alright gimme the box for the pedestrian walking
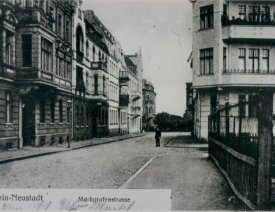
[155,126,161,147]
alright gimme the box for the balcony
[119,94,130,107]
[76,80,85,93]
[91,61,107,72]
[119,71,129,86]
[131,106,142,117]
[17,8,54,32]
[222,15,275,42]
[131,91,142,101]
[0,63,16,80]
[222,69,275,86]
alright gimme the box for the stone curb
[0,133,147,165]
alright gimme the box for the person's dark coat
[155,128,161,139]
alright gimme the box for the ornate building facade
[0,0,76,149]
[0,0,144,149]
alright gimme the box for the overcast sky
[83,0,193,116]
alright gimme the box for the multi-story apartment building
[142,79,156,131]
[0,0,143,149]
[72,4,109,140]
[0,0,76,149]
[72,1,142,139]
[125,52,143,134]
[190,0,275,140]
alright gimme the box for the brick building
[190,0,275,140]
[142,79,156,131]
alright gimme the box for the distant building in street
[125,52,143,134]
[142,79,156,131]
[190,0,275,140]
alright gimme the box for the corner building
[191,0,275,140]
[0,0,75,149]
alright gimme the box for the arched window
[76,26,84,53]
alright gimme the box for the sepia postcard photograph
[0,0,274,211]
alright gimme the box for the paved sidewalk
[0,133,146,164]
[165,134,208,149]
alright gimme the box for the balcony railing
[91,61,107,72]
[119,71,129,84]
[223,69,275,74]
[222,14,275,27]
[131,91,142,101]
[119,94,130,107]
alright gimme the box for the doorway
[22,95,35,146]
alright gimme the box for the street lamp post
[66,99,72,148]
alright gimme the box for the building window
[238,48,246,71]
[86,72,89,87]
[22,34,32,67]
[57,13,63,37]
[223,47,227,71]
[262,6,271,22]
[50,99,55,123]
[5,32,14,66]
[65,19,71,42]
[210,95,217,115]
[103,76,106,96]
[78,8,82,19]
[248,49,259,72]
[200,48,213,75]
[59,100,63,123]
[223,4,227,16]
[200,5,214,30]
[67,62,71,80]
[86,41,89,58]
[5,92,13,123]
[239,5,246,20]
[239,95,246,117]
[248,95,259,118]
[76,27,84,53]
[262,49,270,72]
[94,74,98,95]
[48,5,55,19]
[39,99,45,123]
[41,38,53,72]
[249,6,260,23]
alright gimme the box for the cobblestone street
[0,133,242,210]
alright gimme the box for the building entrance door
[22,96,35,146]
